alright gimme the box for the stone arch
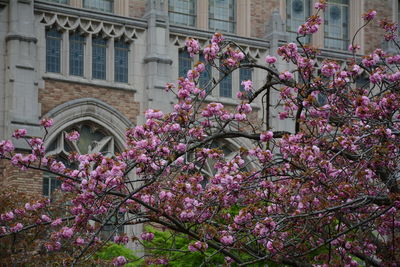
[42,97,133,149]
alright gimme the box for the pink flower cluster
[185,38,200,57]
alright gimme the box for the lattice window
[169,0,196,27]
[92,37,107,80]
[219,60,232,98]
[209,0,236,33]
[114,41,129,83]
[239,58,253,92]
[199,54,213,92]
[83,0,114,13]
[286,0,311,43]
[46,29,62,73]
[45,122,122,236]
[324,0,349,50]
[44,0,69,4]
[179,50,192,78]
[69,33,85,77]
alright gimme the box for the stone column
[4,0,42,148]
[142,0,174,113]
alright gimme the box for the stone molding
[37,11,141,42]
[43,98,133,149]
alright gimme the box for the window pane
[46,29,62,73]
[179,50,192,78]
[199,54,212,92]
[83,0,114,12]
[92,37,107,80]
[69,33,85,76]
[209,0,236,33]
[286,0,311,43]
[44,0,69,4]
[324,0,349,50]
[169,0,196,27]
[219,61,232,98]
[114,41,129,83]
[239,64,252,92]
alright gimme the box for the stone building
[0,0,398,246]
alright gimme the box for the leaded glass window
[209,0,236,33]
[219,61,232,98]
[179,50,192,78]
[114,41,129,83]
[92,37,107,80]
[324,0,349,50]
[286,0,311,43]
[199,54,212,92]
[83,0,114,13]
[46,29,62,73]
[239,59,253,92]
[69,33,85,77]
[45,122,122,235]
[169,0,196,27]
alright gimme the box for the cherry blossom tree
[1,2,400,266]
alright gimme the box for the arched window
[44,122,120,197]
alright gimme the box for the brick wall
[0,160,43,195]
[39,80,140,123]
[129,0,147,18]
[364,0,393,54]
[250,0,280,38]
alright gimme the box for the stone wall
[129,0,147,19]
[250,0,280,38]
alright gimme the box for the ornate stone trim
[37,11,141,42]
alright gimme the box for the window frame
[208,0,236,33]
[114,40,130,83]
[69,32,85,77]
[286,0,312,44]
[83,0,114,13]
[46,29,63,74]
[323,0,350,50]
[92,37,108,80]
[168,0,197,27]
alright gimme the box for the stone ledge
[42,74,137,93]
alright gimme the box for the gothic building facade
[0,0,398,246]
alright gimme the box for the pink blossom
[211,32,224,44]
[188,241,208,252]
[60,227,74,239]
[0,140,14,155]
[279,71,293,81]
[40,118,53,128]
[265,55,277,64]
[141,232,155,241]
[241,80,253,92]
[41,215,51,223]
[1,211,14,221]
[145,109,164,120]
[220,235,234,246]
[363,10,377,21]
[65,131,80,141]
[185,38,200,57]
[10,223,23,233]
[76,237,85,246]
[12,129,27,139]
[112,256,127,267]
[51,218,63,226]
[314,1,327,10]
[260,131,274,142]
